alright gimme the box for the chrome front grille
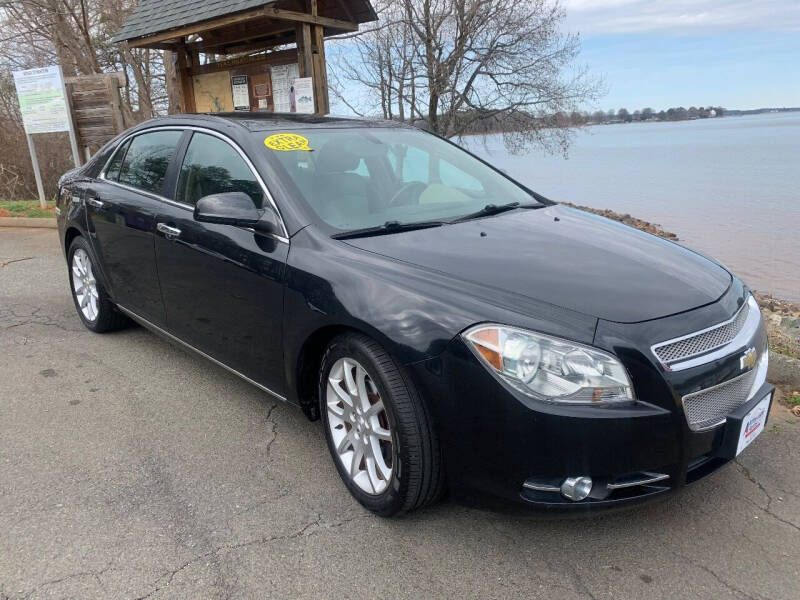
[653,300,750,365]
[681,351,768,431]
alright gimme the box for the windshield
[258,127,541,232]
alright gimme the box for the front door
[85,129,184,324]
[154,131,289,395]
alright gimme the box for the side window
[176,133,265,208]
[118,130,182,195]
[104,139,130,181]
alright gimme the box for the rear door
[85,129,183,325]
[154,130,289,394]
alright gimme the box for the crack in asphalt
[218,403,288,530]
[0,305,81,333]
[15,565,114,600]
[668,549,759,600]
[132,512,370,599]
[486,519,598,599]
[0,257,34,268]
[263,402,280,459]
[735,460,800,532]
[560,561,598,600]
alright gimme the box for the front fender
[282,226,597,406]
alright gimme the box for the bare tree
[330,0,603,154]
[0,0,170,198]
[0,0,167,121]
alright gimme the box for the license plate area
[715,389,773,460]
[737,394,771,455]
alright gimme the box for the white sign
[12,66,72,134]
[231,75,250,111]
[293,77,315,114]
[736,393,771,456]
[271,63,299,113]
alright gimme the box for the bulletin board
[192,71,234,113]
[188,51,305,114]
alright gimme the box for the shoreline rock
[752,291,800,361]
[560,202,679,240]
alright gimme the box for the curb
[0,217,57,229]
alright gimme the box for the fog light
[561,476,592,501]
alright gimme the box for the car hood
[342,205,732,323]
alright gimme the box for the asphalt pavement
[1,227,798,600]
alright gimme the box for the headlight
[463,325,634,405]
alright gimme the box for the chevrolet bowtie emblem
[740,347,758,371]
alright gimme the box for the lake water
[465,112,800,301]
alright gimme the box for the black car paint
[84,175,166,323]
[343,206,732,323]
[57,113,771,512]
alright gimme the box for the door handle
[157,222,182,239]
[86,197,104,209]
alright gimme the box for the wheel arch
[64,226,83,254]
[64,226,113,299]
[294,324,368,421]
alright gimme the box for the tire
[67,236,127,333]
[319,332,443,516]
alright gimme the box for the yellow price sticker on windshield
[264,133,313,152]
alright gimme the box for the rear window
[118,130,183,195]
[104,139,130,181]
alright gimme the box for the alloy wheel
[71,248,99,322]
[326,357,395,494]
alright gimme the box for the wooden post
[311,25,329,114]
[61,80,83,167]
[176,45,196,113]
[104,74,125,134]
[296,23,313,78]
[163,49,183,114]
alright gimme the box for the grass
[786,393,800,408]
[0,199,56,218]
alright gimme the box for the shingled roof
[112,0,376,44]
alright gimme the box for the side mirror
[194,192,261,227]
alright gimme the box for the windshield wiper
[450,201,540,223]
[332,220,447,240]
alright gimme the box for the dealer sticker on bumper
[736,394,772,456]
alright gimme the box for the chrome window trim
[97,124,290,242]
[116,304,287,403]
[650,295,761,371]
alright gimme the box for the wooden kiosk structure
[112,0,376,115]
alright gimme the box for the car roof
[135,112,412,133]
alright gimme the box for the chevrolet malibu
[57,113,772,516]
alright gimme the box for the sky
[563,0,800,111]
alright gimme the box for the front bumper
[407,297,771,513]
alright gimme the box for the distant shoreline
[460,107,800,136]
[585,107,800,126]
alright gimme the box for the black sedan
[57,113,772,516]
